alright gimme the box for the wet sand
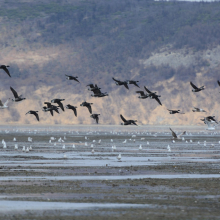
[0,125,220,219]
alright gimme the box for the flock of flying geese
[0,65,219,129]
[111,78,219,129]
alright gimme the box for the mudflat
[0,125,219,219]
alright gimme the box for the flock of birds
[0,66,108,124]
[112,78,219,129]
[0,65,219,128]
[1,127,220,162]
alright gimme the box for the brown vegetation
[0,0,220,125]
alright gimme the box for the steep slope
[0,0,220,125]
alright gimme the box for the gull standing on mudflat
[117,153,122,161]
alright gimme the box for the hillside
[0,0,220,125]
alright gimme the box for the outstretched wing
[178,131,186,138]
[112,77,120,83]
[2,67,11,77]
[65,75,75,80]
[96,116,99,124]
[44,102,52,107]
[50,110,54,116]
[10,87,19,98]
[93,89,101,94]
[87,105,92,114]
[218,80,220,86]
[144,86,152,94]
[155,97,162,106]
[87,84,94,88]
[169,128,177,138]
[136,91,145,96]
[74,78,80,83]
[190,82,198,89]
[4,99,9,107]
[132,121,138,126]
[133,82,140,88]
[124,83,129,90]
[73,108,77,117]
[53,108,59,114]
[207,116,218,123]
[0,100,3,106]
[58,102,64,111]
[33,112,39,121]
[120,114,127,123]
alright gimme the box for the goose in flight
[87,84,101,92]
[51,99,65,111]
[201,116,218,124]
[112,77,129,90]
[190,82,204,92]
[65,75,80,83]
[217,80,220,93]
[26,111,39,121]
[87,84,108,97]
[127,80,140,88]
[120,114,138,126]
[201,116,218,130]
[169,128,186,139]
[144,86,162,105]
[0,99,9,109]
[192,107,206,112]
[80,101,93,114]
[167,109,185,114]
[0,65,11,77]
[10,87,26,102]
[43,102,59,116]
[136,90,149,99]
[66,104,77,117]
[90,114,100,124]
[91,89,108,98]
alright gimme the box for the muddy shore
[0,126,219,219]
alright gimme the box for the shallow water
[1,125,220,219]
[1,174,220,181]
[0,200,151,212]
